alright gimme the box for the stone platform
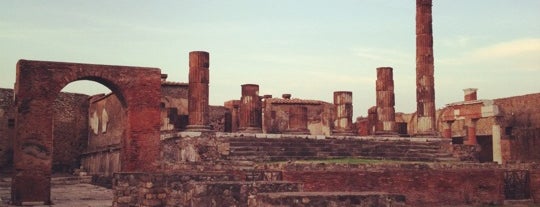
[0,176,112,207]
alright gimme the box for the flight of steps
[226,137,458,163]
[114,170,407,207]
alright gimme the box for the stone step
[51,175,92,185]
[251,191,406,207]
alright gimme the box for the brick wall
[52,92,89,173]
[281,166,505,206]
[1,88,89,173]
[0,88,15,171]
[495,93,540,162]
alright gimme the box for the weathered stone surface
[375,67,397,135]
[187,51,211,131]
[415,0,437,136]
[285,106,310,134]
[239,84,262,133]
[333,91,355,135]
[252,192,406,207]
[12,60,161,204]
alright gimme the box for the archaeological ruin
[1,0,540,206]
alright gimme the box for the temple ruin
[1,0,540,206]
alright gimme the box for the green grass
[275,157,399,165]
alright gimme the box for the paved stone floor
[0,177,113,207]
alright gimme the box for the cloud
[470,38,540,59]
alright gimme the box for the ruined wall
[81,93,123,176]
[495,93,540,162]
[0,88,15,171]
[209,106,228,132]
[161,83,189,131]
[281,165,505,206]
[1,88,89,173]
[52,92,89,173]
[263,99,333,135]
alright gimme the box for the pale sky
[1,0,539,118]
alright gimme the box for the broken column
[186,51,211,131]
[224,100,240,132]
[464,88,478,101]
[239,84,262,133]
[333,91,355,135]
[415,0,437,136]
[286,106,310,134]
[375,67,397,135]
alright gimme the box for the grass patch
[275,157,400,165]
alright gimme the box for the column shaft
[186,51,211,131]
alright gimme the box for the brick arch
[11,60,162,205]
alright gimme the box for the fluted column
[239,84,262,133]
[375,67,397,135]
[415,0,437,136]
[333,91,355,135]
[186,51,211,131]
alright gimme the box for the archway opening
[53,80,123,180]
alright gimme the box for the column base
[332,130,356,136]
[374,131,399,137]
[238,127,262,134]
[185,125,213,132]
[414,130,440,137]
[285,128,310,135]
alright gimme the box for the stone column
[465,118,478,145]
[375,67,397,135]
[224,100,240,132]
[286,106,310,134]
[367,106,378,135]
[239,84,262,133]
[186,51,211,131]
[333,91,355,135]
[492,124,502,164]
[415,0,437,136]
[464,88,478,101]
[443,121,454,138]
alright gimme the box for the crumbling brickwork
[415,0,437,136]
[0,88,15,171]
[12,60,161,204]
[52,92,89,173]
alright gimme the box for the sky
[1,0,539,118]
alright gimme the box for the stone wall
[263,99,334,135]
[0,88,15,171]
[52,92,89,173]
[495,93,540,162]
[81,93,123,176]
[209,106,228,132]
[278,163,506,206]
[161,83,189,131]
[1,88,89,173]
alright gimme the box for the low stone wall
[252,192,406,207]
[112,172,301,207]
[274,163,510,206]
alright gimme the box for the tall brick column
[333,91,355,136]
[239,84,262,133]
[286,106,310,134]
[415,0,437,136]
[186,51,211,131]
[375,67,397,135]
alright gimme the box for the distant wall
[81,93,123,176]
[495,93,540,162]
[0,88,15,171]
[263,100,334,135]
[281,165,505,206]
[52,92,89,173]
[1,88,89,173]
